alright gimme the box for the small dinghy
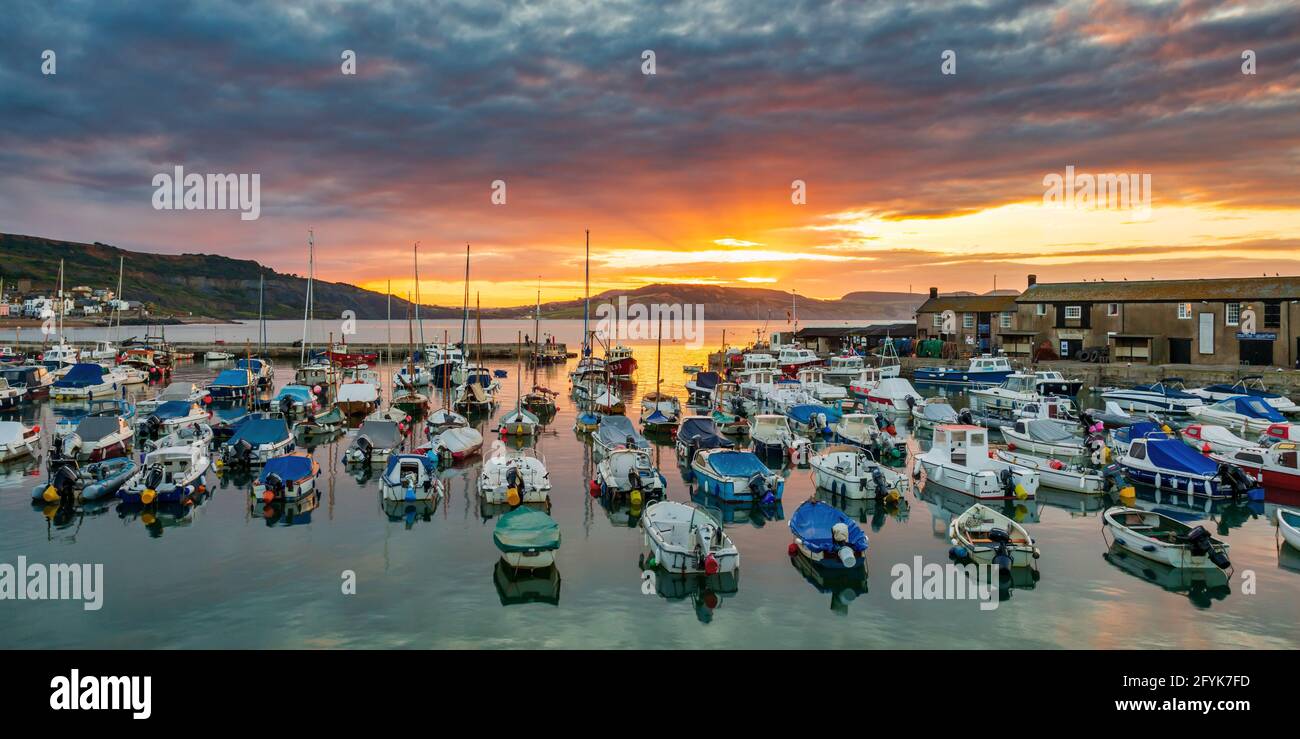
[994,448,1119,494]
[691,448,784,504]
[0,421,40,462]
[595,447,667,500]
[498,405,540,436]
[479,444,552,504]
[809,444,905,500]
[1002,418,1088,458]
[429,425,484,464]
[594,414,650,456]
[675,416,733,462]
[1278,508,1300,552]
[787,403,842,438]
[949,503,1040,573]
[272,385,319,417]
[493,507,561,570]
[641,500,739,575]
[343,419,405,466]
[788,499,869,568]
[908,397,963,432]
[220,416,294,468]
[118,443,210,506]
[252,453,320,503]
[1103,507,1231,570]
[380,454,443,502]
[32,456,139,503]
[1180,424,1255,454]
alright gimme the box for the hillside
[0,233,925,321]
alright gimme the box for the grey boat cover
[596,415,649,450]
[75,416,125,443]
[356,420,402,449]
[1024,418,1077,443]
[921,403,959,422]
[158,382,201,401]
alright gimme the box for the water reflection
[119,486,215,538]
[253,489,320,527]
[641,567,739,624]
[1103,545,1231,608]
[493,561,561,607]
[789,552,869,615]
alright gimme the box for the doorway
[1169,338,1192,364]
[1239,339,1273,367]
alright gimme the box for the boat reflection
[789,551,868,615]
[1127,486,1263,536]
[689,488,784,528]
[813,487,910,531]
[119,487,215,538]
[382,497,438,528]
[919,482,1040,537]
[493,560,561,606]
[1103,544,1231,608]
[253,489,320,527]
[640,565,739,624]
[1035,488,1109,517]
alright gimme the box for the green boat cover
[493,508,561,553]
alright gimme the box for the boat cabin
[827,355,864,372]
[970,355,1013,373]
[930,425,989,466]
[743,353,777,371]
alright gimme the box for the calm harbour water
[1,327,1298,649]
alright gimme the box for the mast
[386,281,392,402]
[112,256,124,344]
[300,229,314,366]
[413,242,425,351]
[515,330,523,417]
[257,273,265,356]
[582,229,590,357]
[534,277,541,361]
[655,313,663,397]
[460,244,470,348]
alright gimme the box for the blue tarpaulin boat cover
[789,500,869,555]
[212,369,251,387]
[691,372,720,391]
[383,454,436,479]
[236,359,267,373]
[229,418,290,446]
[275,385,314,402]
[259,454,316,482]
[493,508,561,553]
[703,450,769,478]
[1118,421,1166,444]
[596,415,648,450]
[678,418,733,450]
[154,401,198,420]
[1146,437,1218,476]
[54,363,106,388]
[787,404,843,426]
[1222,396,1284,422]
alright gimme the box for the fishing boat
[605,344,637,379]
[641,501,738,574]
[380,454,443,502]
[429,425,484,463]
[861,377,923,415]
[343,419,405,465]
[1001,418,1091,459]
[1186,375,1298,414]
[272,385,319,417]
[1179,424,1255,454]
[0,378,22,410]
[137,381,209,415]
[326,341,379,367]
[134,400,209,441]
[0,365,52,400]
[776,345,821,378]
[1211,443,1300,492]
[796,366,847,403]
[809,445,906,500]
[913,355,1014,387]
[294,360,339,388]
[204,350,235,361]
[50,363,123,401]
[685,371,722,403]
[1101,378,1204,414]
[595,447,667,499]
[0,346,24,364]
[252,453,320,502]
[479,444,552,504]
[41,341,81,368]
[118,443,210,506]
[334,380,379,420]
[493,507,561,570]
[749,413,810,459]
[949,503,1040,572]
[908,397,964,432]
[832,412,908,460]
[675,417,734,461]
[824,353,865,383]
[967,373,1044,416]
[917,424,1039,500]
[594,414,650,456]
[207,368,256,402]
[0,421,40,462]
[690,448,784,504]
[789,499,868,568]
[1102,507,1231,570]
[1187,395,1286,435]
[1033,370,1084,397]
[1278,508,1300,551]
[219,416,294,467]
[1116,431,1263,500]
[994,448,1118,494]
[786,403,842,438]
[57,413,133,462]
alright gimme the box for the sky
[2,0,1298,307]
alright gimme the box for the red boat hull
[1232,464,1300,493]
[779,360,821,378]
[606,356,637,378]
[328,350,379,367]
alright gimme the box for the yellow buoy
[141,512,157,526]
[214,459,224,469]
[506,487,521,506]
[141,488,157,505]
[1014,483,1028,500]
[630,489,643,507]
[886,490,901,503]
[1102,447,1111,463]
[42,485,60,503]
[1120,485,1136,500]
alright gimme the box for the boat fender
[787,542,799,557]
[1049,459,1065,471]
[588,480,600,498]
[1014,484,1028,500]
[837,546,856,568]
[703,553,719,575]
[948,545,969,561]
[506,487,521,507]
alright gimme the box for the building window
[1264,301,1281,329]
[1107,303,1119,316]
[963,313,974,329]
[1226,302,1240,326]
[1000,312,1012,328]
[1177,302,1191,319]
[1036,303,1046,316]
[932,313,942,328]
[1064,305,1082,320]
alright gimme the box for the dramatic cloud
[2,0,1297,304]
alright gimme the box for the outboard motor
[958,408,974,426]
[51,464,80,505]
[60,433,83,460]
[987,527,1014,575]
[354,436,374,462]
[279,395,295,415]
[627,467,643,493]
[871,465,888,499]
[1217,463,1258,501]
[142,464,165,491]
[505,466,524,493]
[998,468,1016,497]
[1184,525,1232,570]
[905,395,917,410]
[748,473,776,506]
[263,472,286,499]
[225,438,255,467]
[140,415,162,439]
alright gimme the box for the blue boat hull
[912,368,1012,387]
[1120,464,1264,501]
[692,470,784,503]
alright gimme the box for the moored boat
[1117,431,1263,500]
[493,507,561,570]
[220,416,294,468]
[479,444,552,504]
[118,443,210,506]
[809,445,906,500]
[1211,442,1300,493]
[913,355,1014,387]
[50,363,123,401]
[380,454,443,502]
[1186,395,1286,435]
[595,447,667,500]
[1101,378,1204,415]
[252,453,320,502]
[1102,506,1231,570]
[917,424,1039,500]
[675,416,733,461]
[1278,508,1300,551]
[1179,424,1255,454]
[949,503,1040,573]
[641,501,738,574]
[0,421,40,462]
[690,448,783,504]
[788,499,868,568]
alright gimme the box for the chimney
[1027,274,1037,287]
[928,287,938,299]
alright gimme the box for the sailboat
[573,231,603,433]
[641,315,680,434]
[500,332,540,436]
[41,259,80,368]
[454,294,496,414]
[523,280,558,415]
[295,230,342,390]
[391,296,429,417]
